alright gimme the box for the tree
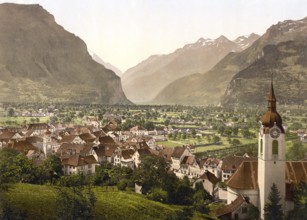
[232,127,239,136]
[287,182,307,220]
[224,127,232,137]
[43,155,63,184]
[212,135,220,143]
[286,141,306,160]
[7,108,14,117]
[264,183,283,220]
[133,156,176,195]
[217,126,225,136]
[55,186,96,220]
[191,129,196,138]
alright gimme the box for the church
[216,81,307,219]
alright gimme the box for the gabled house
[59,135,85,144]
[170,146,193,171]
[114,148,135,169]
[62,154,98,175]
[26,123,50,136]
[193,171,219,198]
[132,148,152,168]
[91,144,117,164]
[177,155,200,178]
[198,157,222,179]
[79,132,96,143]
[0,131,23,148]
[130,126,145,136]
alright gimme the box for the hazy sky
[2,0,307,72]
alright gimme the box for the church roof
[227,161,307,193]
[227,161,258,190]
[286,161,307,184]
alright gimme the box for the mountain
[121,34,259,103]
[222,40,307,106]
[153,17,307,106]
[234,33,260,50]
[88,50,122,77]
[0,3,130,104]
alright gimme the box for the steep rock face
[0,3,130,104]
[153,17,307,106]
[122,35,259,103]
[222,41,307,105]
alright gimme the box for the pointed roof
[260,80,284,132]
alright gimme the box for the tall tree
[264,183,283,220]
[287,182,307,220]
[55,186,96,220]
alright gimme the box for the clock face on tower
[270,127,281,139]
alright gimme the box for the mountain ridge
[122,34,259,103]
[152,17,307,106]
[0,3,131,104]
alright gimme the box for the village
[0,93,307,219]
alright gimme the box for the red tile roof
[171,146,187,159]
[221,156,256,171]
[199,171,219,185]
[226,161,258,190]
[215,194,246,217]
[62,154,98,166]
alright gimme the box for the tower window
[260,139,263,154]
[272,140,278,155]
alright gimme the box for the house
[130,126,145,136]
[215,194,248,220]
[193,171,219,198]
[199,157,221,179]
[0,131,23,148]
[176,155,200,178]
[57,143,94,157]
[62,154,98,175]
[79,132,96,143]
[59,135,85,144]
[158,147,175,161]
[27,123,50,136]
[114,148,135,169]
[170,146,193,171]
[91,144,117,164]
[132,148,152,168]
[99,136,116,145]
[10,140,42,157]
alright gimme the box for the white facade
[258,125,286,219]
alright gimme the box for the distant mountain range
[88,50,122,77]
[121,34,259,103]
[0,3,130,104]
[152,17,307,106]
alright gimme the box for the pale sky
[2,0,307,72]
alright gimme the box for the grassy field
[4,184,216,220]
[0,116,50,127]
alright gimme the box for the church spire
[267,79,276,112]
[261,77,284,132]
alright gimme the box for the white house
[62,154,98,175]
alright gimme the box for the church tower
[258,80,285,219]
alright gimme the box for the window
[88,164,92,169]
[260,139,263,154]
[272,140,278,155]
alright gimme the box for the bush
[117,179,128,191]
[147,187,168,203]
